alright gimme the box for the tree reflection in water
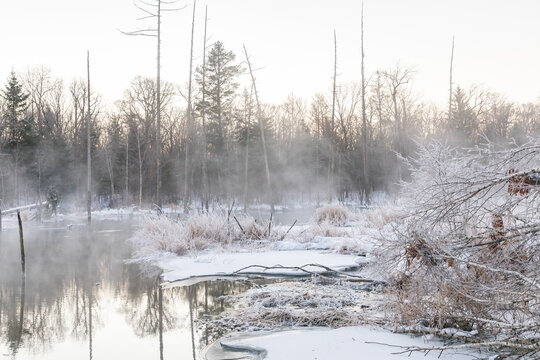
[0,221,273,359]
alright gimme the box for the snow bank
[206,326,486,360]
[158,250,365,283]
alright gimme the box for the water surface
[0,219,253,359]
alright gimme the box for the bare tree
[121,0,184,208]
[183,0,197,213]
[200,6,210,212]
[243,45,274,213]
[328,30,338,202]
[86,51,92,222]
[360,2,369,199]
[448,36,455,126]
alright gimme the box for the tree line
[1,41,539,210]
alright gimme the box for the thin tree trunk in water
[87,51,92,223]
[184,0,196,213]
[158,285,163,360]
[243,45,274,213]
[360,2,369,202]
[328,30,337,203]
[17,211,25,275]
[201,6,209,212]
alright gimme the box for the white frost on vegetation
[205,280,384,331]
[315,203,350,226]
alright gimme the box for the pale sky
[1,0,539,107]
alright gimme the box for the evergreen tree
[2,71,35,148]
[195,41,242,153]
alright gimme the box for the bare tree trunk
[125,133,129,206]
[243,85,253,212]
[156,0,162,208]
[137,127,143,208]
[243,45,274,213]
[449,36,455,125]
[328,30,337,203]
[183,0,196,213]
[105,146,115,207]
[360,2,369,202]
[316,104,320,206]
[201,6,209,212]
[87,51,92,223]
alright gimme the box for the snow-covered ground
[158,250,366,283]
[204,326,489,360]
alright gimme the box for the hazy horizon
[1,0,539,107]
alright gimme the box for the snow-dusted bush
[184,213,232,244]
[129,213,284,259]
[315,203,349,226]
[376,140,540,354]
[129,215,189,259]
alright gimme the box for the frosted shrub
[130,212,284,259]
[315,203,349,226]
[185,214,232,244]
[129,215,187,258]
[376,140,540,354]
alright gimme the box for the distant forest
[1,40,539,210]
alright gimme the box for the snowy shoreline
[203,326,490,360]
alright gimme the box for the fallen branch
[232,263,376,282]
[365,340,540,355]
[233,216,246,236]
[280,219,297,240]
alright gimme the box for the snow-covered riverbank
[204,326,490,360]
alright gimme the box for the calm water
[0,219,254,360]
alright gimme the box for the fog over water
[0,219,260,359]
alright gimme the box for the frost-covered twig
[233,263,376,282]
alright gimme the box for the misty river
[0,218,264,360]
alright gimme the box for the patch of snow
[207,326,487,360]
[158,250,364,283]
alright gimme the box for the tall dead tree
[328,30,337,202]
[121,0,183,208]
[360,2,369,201]
[448,36,455,125]
[243,85,254,211]
[183,0,196,213]
[243,45,274,213]
[200,6,209,212]
[86,51,92,223]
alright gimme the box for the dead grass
[129,213,285,258]
[315,203,350,226]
